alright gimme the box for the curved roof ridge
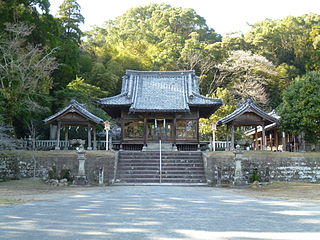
[44,99,104,124]
[191,92,222,102]
[218,99,278,125]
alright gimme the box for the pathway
[0,186,320,239]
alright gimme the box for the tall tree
[213,50,276,105]
[58,0,84,43]
[52,0,85,91]
[278,71,320,144]
[0,22,57,134]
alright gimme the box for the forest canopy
[0,1,319,142]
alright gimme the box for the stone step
[118,163,204,167]
[119,152,202,156]
[119,178,206,183]
[117,150,205,184]
[120,170,204,175]
[119,160,203,164]
[119,166,204,171]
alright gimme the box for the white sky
[49,0,320,35]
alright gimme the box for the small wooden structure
[98,70,222,150]
[218,99,278,151]
[44,99,104,150]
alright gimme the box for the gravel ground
[0,185,320,240]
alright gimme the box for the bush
[249,168,260,183]
[59,169,73,182]
[48,165,58,179]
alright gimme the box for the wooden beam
[262,122,266,151]
[275,129,278,151]
[282,131,286,151]
[93,125,97,150]
[255,126,258,150]
[231,124,235,151]
[87,123,92,150]
[64,126,69,150]
[143,115,147,147]
[173,115,177,147]
[226,125,229,151]
[55,121,61,150]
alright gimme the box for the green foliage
[244,14,320,73]
[200,88,237,140]
[214,50,276,105]
[59,169,73,182]
[58,0,84,43]
[0,22,57,135]
[82,3,221,94]
[278,71,320,143]
[54,76,109,121]
[48,165,58,179]
[249,168,261,183]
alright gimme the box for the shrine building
[98,70,222,151]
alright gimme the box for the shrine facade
[98,70,222,150]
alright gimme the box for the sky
[49,0,320,35]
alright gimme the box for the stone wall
[0,151,116,184]
[203,152,320,185]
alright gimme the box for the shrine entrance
[148,119,173,141]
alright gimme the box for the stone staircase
[115,151,207,185]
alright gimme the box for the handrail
[159,139,162,184]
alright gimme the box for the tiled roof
[44,99,104,124]
[98,70,221,115]
[218,99,278,125]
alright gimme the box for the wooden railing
[20,139,230,151]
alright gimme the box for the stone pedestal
[233,145,247,186]
[74,145,88,185]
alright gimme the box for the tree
[244,14,320,73]
[278,71,320,143]
[54,76,108,120]
[57,0,84,43]
[0,22,57,134]
[214,50,276,106]
[200,88,237,140]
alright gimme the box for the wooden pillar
[301,131,306,152]
[226,125,229,151]
[87,124,92,150]
[275,129,278,151]
[173,116,177,147]
[197,119,200,150]
[255,126,258,150]
[269,133,273,151]
[143,116,147,147]
[93,125,97,150]
[55,121,61,150]
[262,122,266,151]
[231,124,235,151]
[120,119,124,150]
[212,122,217,152]
[64,126,69,150]
[282,131,286,151]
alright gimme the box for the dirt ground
[0,178,98,205]
[223,181,320,203]
[1,179,320,205]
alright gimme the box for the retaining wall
[203,152,320,185]
[0,151,116,184]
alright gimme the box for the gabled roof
[218,99,278,126]
[98,70,222,118]
[44,99,104,125]
[245,110,280,135]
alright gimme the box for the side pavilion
[44,99,104,150]
[98,70,222,150]
[218,99,278,151]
